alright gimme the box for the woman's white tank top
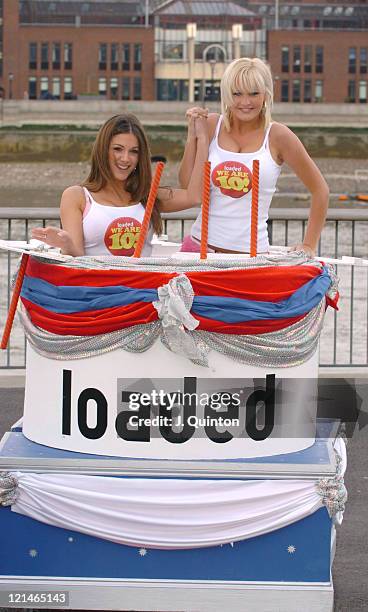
[82,188,153,257]
[191,116,282,252]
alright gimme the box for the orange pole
[1,253,29,350]
[250,159,259,257]
[134,161,165,258]
[200,161,211,260]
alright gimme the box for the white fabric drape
[9,439,346,550]
[12,474,322,549]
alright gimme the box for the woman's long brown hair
[83,114,162,235]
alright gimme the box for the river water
[0,127,367,208]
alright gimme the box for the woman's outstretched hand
[31,226,74,253]
[290,243,316,258]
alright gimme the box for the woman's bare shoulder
[270,121,296,141]
[60,185,85,210]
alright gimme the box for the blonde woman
[179,57,329,256]
[32,113,208,257]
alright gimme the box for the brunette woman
[32,113,208,256]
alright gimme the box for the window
[41,43,49,70]
[314,80,323,102]
[134,43,142,71]
[304,79,312,102]
[304,46,312,73]
[122,76,130,100]
[359,80,367,103]
[98,77,107,96]
[315,47,323,73]
[360,48,367,74]
[281,80,289,102]
[28,76,37,99]
[52,43,61,70]
[293,46,301,73]
[162,43,183,60]
[52,77,60,99]
[111,43,119,70]
[40,76,49,99]
[281,46,289,73]
[203,46,225,63]
[349,48,356,74]
[133,76,141,100]
[99,44,107,70]
[348,80,356,102]
[110,77,118,99]
[156,79,188,101]
[122,44,130,70]
[64,43,72,70]
[292,79,301,102]
[64,76,73,100]
[29,43,37,70]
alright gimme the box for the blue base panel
[1,420,335,466]
[0,507,331,583]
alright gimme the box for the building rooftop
[156,1,256,16]
[19,0,147,25]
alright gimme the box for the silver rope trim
[31,251,324,273]
[316,445,347,519]
[0,472,18,506]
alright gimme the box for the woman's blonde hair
[83,113,162,235]
[221,57,273,131]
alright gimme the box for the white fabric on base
[12,473,327,549]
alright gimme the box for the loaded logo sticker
[104,217,141,256]
[212,161,252,199]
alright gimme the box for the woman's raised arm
[178,107,209,188]
[159,116,209,212]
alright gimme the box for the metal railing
[0,207,367,370]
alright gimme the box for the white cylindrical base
[23,341,319,460]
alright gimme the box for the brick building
[0,0,367,104]
[1,0,155,101]
[245,1,368,103]
[269,29,368,103]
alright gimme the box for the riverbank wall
[1,100,368,129]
